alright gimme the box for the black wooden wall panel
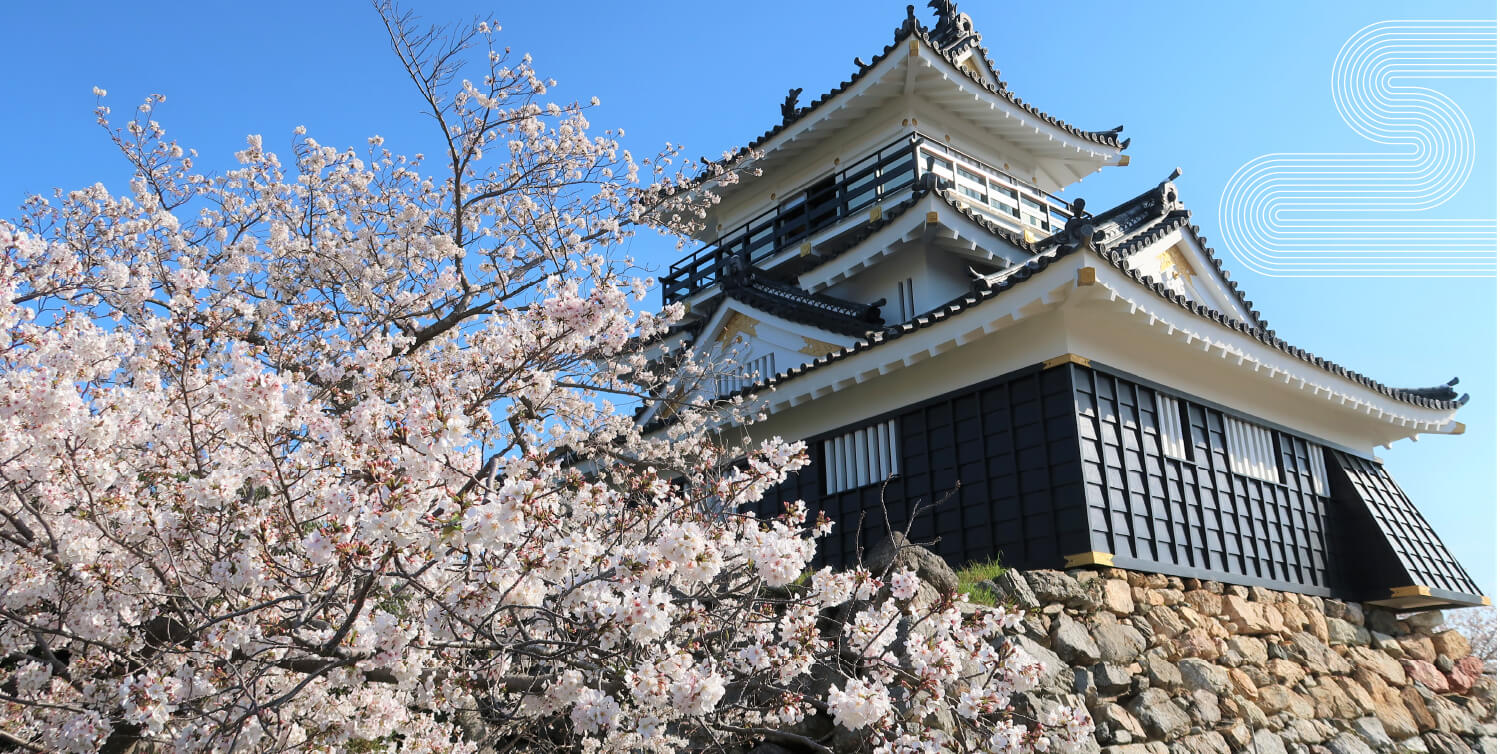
[752,360,1480,605]
[753,365,1087,569]
[1071,365,1334,594]
[1329,452,1481,597]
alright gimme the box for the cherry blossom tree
[0,5,1088,753]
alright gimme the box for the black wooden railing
[661,133,1074,304]
[662,135,919,304]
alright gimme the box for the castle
[639,2,1485,611]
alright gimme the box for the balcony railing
[662,132,1073,304]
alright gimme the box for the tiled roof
[1080,187,1464,410]
[721,270,882,337]
[694,4,1124,190]
[710,187,1466,412]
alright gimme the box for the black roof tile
[690,4,1124,193]
[702,186,1464,412]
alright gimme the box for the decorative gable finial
[895,4,919,42]
[927,0,981,53]
[1059,198,1104,251]
[780,88,803,125]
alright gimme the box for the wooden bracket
[1389,585,1432,598]
[1042,353,1091,370]
[1063,551,1114,568]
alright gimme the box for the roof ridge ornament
[780,88,803,125]
[895,4,921,43]
[1395,377,1465,404]
[928,0,981,55]
[1054,198,1102,252]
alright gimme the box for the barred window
[1224,416,1280,483]
[1155,393,1189,460]
[1308,445,1330,495]
[716,353,775,396]
[824,419,899,494]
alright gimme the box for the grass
[955,554,1007,606]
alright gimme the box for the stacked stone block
[978,569,1496,754]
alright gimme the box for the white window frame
[1224,416,1280,484]
[1307,443,1330,496]
[824,419,900,494]
[1155,393,1189,461]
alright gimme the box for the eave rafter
[1074,275,1463,439]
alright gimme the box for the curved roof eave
[714,191,1463,415]
[680,17,1127,202]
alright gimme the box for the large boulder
[1327,617,1361,646]
[1144,653,1183,690]
[1403,611,1444,631]
[1287,631,1352,673]
[1178,658,1232,696]
[1428,630,1469,660]
[1447,655,1484,694]
[1251,729,1289,754]
[1308,675,1363,719]
[1223,695,1270,730]
[1400,686,1439,732]
[1223,594,1278,634]
[1092,618,1149,663]
[1093,702,1148,742]
[1102,578,1135,615]
[1184,590,1223,618]
[1258,685,1315,717]
[1026,569,1097,610]
[1171,732,1231,754]
[1128,688,1192,740]
[1173,627,1221,661]
[1370,684,1422,740]
[1349,646,1408,686]
[1417,731,1468,754]
[1228,667,1260,700]
[1186,689,1221,725]
[1005,634,1070,693]
[1327,731,1377,754]
[1052,614,1103,665]
[865,532,958,594]
[990,568,1040,609]
[1095,663,1134,695]
[1352,716,1397,753]
[1367,608,1400,636]
[1225,635,1269,665]
[1401,660,1451,693]
[1398,637,1437,663]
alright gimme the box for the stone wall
[982,567,1496,754]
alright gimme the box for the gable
[1120,226,1257,324]
[692,298,855,395]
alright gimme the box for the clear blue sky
[1,1,1493,597]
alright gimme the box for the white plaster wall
[741,311,1071,446]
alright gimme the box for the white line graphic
[1219,20,1497,277]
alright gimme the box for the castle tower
[641,2,1484,610]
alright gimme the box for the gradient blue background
[1,1,1493,597]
